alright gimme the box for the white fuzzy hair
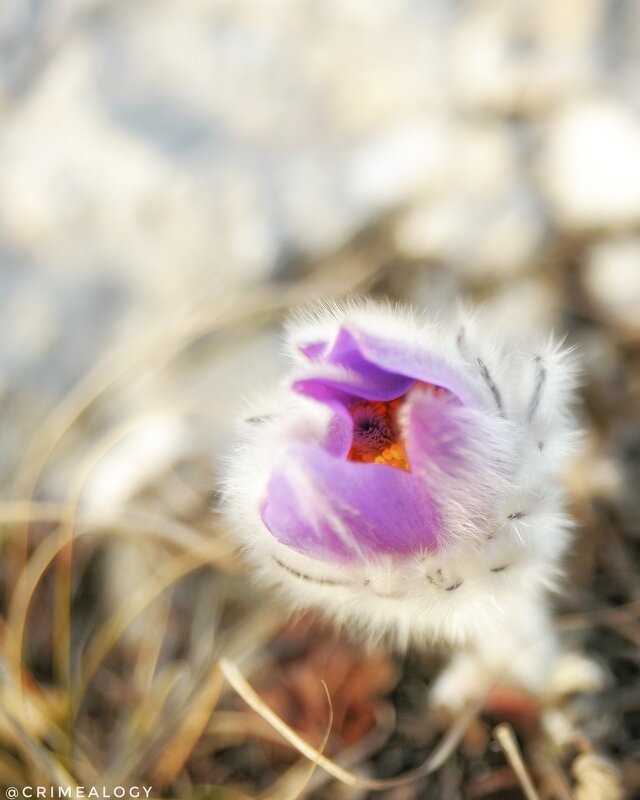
[221,298,581,700]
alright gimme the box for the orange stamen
[347,397,409,471]
[346,382,449,472]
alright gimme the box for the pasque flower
[224,300,580,704]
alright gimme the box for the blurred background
[1,0,639,797]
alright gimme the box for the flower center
[348,397,409,470]
[347,382,450,471]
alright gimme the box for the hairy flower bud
[223,299,580,701]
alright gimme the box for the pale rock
[481,278,560,334]
[539,99,640,230]
[573,754,625,800]
[472,195,546,278]
[449,1,524,113]
[394,200,462,261]
[394,190,544,280]
[548,652,609,698]
[450,0,601,113]
[531,0,603,48]
[583,238,640,331]
[82,413,192,512]
[0,276,58,364]
[393,122,542,277]
[346,119,451,211]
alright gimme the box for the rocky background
[0,1,639,798]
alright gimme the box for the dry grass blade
[6,263,388,721]
[494,723,541,800]
[73,544,221,719]
[3,501,232,686]
[12,288,241,496]
[0,701,75,787]
[101,661,190,784]
[131,591,175,695]
[262,680,334,800]
[13,257,384,500]
[0,748,28,785]
[151,662,226,784]
[5,527,74,681]
[0,501,234,560]
[284,681,334,800]
[7,289,276,623]
[207,710,293,745]
[51,413,184,698]
[557,600,640,630]
[530,743,575,800]
[8,302,218,593]
[219,658,481,791]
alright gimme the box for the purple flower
[259,323,509,562]
[224,301,581,697]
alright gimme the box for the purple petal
[261,443,441,562]
[319,402,354,458]
[300,341,327,360]
[343,327,483,406]
[294,325,481,407]
[294,370,414,405]
[296,327,414,402]
[402,388,510,527]
[403,390,475,479]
